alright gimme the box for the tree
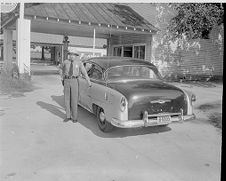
[151,3,224,78]
[152,3,224,63]
[151,4,179,63]
[168,3,224,40]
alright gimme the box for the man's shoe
[72,119,77,123]
[63,118,71,122]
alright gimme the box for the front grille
[128,95,187,120]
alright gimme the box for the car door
[78,74,90,110]
[79,61,104,111]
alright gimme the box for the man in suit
[59,50,91,123]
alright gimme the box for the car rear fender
[90,84,128,122]
[104,87,128,122]
[181,89,194,115]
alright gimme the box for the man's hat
[67,50,80,56]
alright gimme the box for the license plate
[157,115,171,123]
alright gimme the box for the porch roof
[1,3,158,39]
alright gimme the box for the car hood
[107,80,185,108]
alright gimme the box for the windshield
[105,65,161,81]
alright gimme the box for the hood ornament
[150,99,171,104]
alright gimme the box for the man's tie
[69,60,73,76]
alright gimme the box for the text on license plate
[157,116,171,123]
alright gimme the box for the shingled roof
[1,3,158,34]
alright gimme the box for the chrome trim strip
[111,114,195,128]
[147,112,181,118]
[150,99,171,104]
[78,102,93,113]
[180,89,193,115]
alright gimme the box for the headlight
[120,97,126,112]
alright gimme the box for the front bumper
[111,113,195,128]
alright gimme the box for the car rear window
[106,65,160,81]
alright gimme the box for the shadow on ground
[51,95,65,108]
[49,95,171,138]
[197,102,222,111]
[37,101,65,119]
[37,94,65,120]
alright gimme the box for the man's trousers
[64,79,79,120]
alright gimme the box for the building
[0,3,158,77]
[129,3,223,80]
[0,32,107,64]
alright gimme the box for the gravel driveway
[0,72,222,181]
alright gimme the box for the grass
[198,102,222,129]
[208,113,222,129]
[0,71,34,96]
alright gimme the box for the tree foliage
[168,3,224,40]
[151,2,224,76]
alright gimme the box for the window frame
[113,46,123,57]
[104,65,161,82]
[133,44,146,60]
[112,43,146,59]
[83,61,104,81]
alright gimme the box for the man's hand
[88,81,92,88]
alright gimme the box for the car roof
[85,56,157,71]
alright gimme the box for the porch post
[1,47,3,60]
[50,47,55,63]
[54,46,62,65]
[16,18,31,77]
[41,46,45,60]
[107,38,113,56]
[145,35,152,62]
[3,29,13,71]
[16,2,31,77]
[61,45,64,63]
[93,28,96,56]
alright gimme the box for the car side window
[84,62,103,80]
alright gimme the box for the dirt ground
[0,69,222,181]
[170,82,222,130]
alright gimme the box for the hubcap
[99,111,105,123]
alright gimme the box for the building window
[123,46,133,57]
[113,46,122,56]
[113,44,146,59]
[134,45,145,59]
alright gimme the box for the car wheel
[97,107,114,132]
